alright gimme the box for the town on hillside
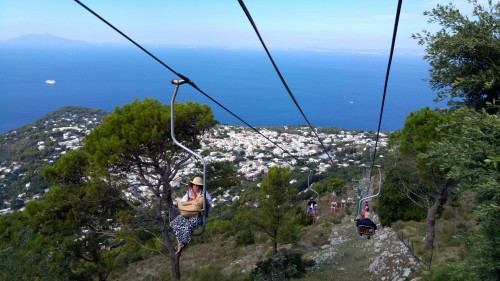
[0,107,389,214]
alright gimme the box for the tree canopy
[0,149,131,281]
[419,108,500,279]
[83,98,217,280]
[413,0,500,112]
[398,107,448,155]
[207,161,239,192]
[238,166,297,255]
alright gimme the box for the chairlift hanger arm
[307,170,320,202]
[170,80,207,218]
[357,165,382,213]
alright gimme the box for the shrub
[429,263,453,281]
[205,220,233,237]
[235,229,255,247]
[441,209,455,220]
[330,217,342,225]
[251,252,308,281]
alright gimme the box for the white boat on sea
[45,80,56,85]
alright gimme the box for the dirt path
[302,214,424,281]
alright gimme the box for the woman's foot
[175,243,184,255]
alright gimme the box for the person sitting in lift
[330,199,337,213]
[341,198,347,209]
[347,196,354,205]
[171,176,212,255]
[355,212,377,230]
[361,207,369,217]
[306,197,317,218]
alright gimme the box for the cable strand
[237,0,336,167]
[74,0,188,80]
[188,81,303,162]
[370,0,403,175]
[74,0,302,164]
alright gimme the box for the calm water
[0,45,442,133]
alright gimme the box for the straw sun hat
[189,177,203,186]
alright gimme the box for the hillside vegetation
[0,106,109,210]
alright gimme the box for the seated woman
[347,196,354,205]
[171,176,212,255]
[341,198,347,209]
[355,213,377,230]
[306,197,318,219]
[330,199,337,213]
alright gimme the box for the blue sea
[0,45,442,134]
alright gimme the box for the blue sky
[0,0,482,51]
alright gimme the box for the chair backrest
[357,225,375,237]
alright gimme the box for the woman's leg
[171,216,191,245]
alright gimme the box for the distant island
[2,33,89,47]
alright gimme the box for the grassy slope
[112,195,433,281]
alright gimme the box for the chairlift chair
[357,225,375,239]
[305,170,320,222]
[170,79,208,237]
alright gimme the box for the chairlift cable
[237,0,336,167]
[73,0,303,164]
[369,0,403,174]
[75,0,402,192]
[355,0,403,239]
[74,0,188,81]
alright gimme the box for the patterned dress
[171,215,203,244]
[171,190,212,244]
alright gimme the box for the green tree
[207,161,239,191]
[239,166,296,254]
[311,182,324,194]
[0,150,130,280]
[420,108,500,280]
[378,157,427,226]
[393,108,453,250]
[0,212,70,280]
[40,150,129,280]
[43,149,90,186]
[83,98,217,280]
[328,178,345,194]
[412,0,500,112]
[399,107,447,155]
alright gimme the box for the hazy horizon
[0,1,483,51]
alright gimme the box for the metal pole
[307,170,310,189]
[307,170,320,201]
